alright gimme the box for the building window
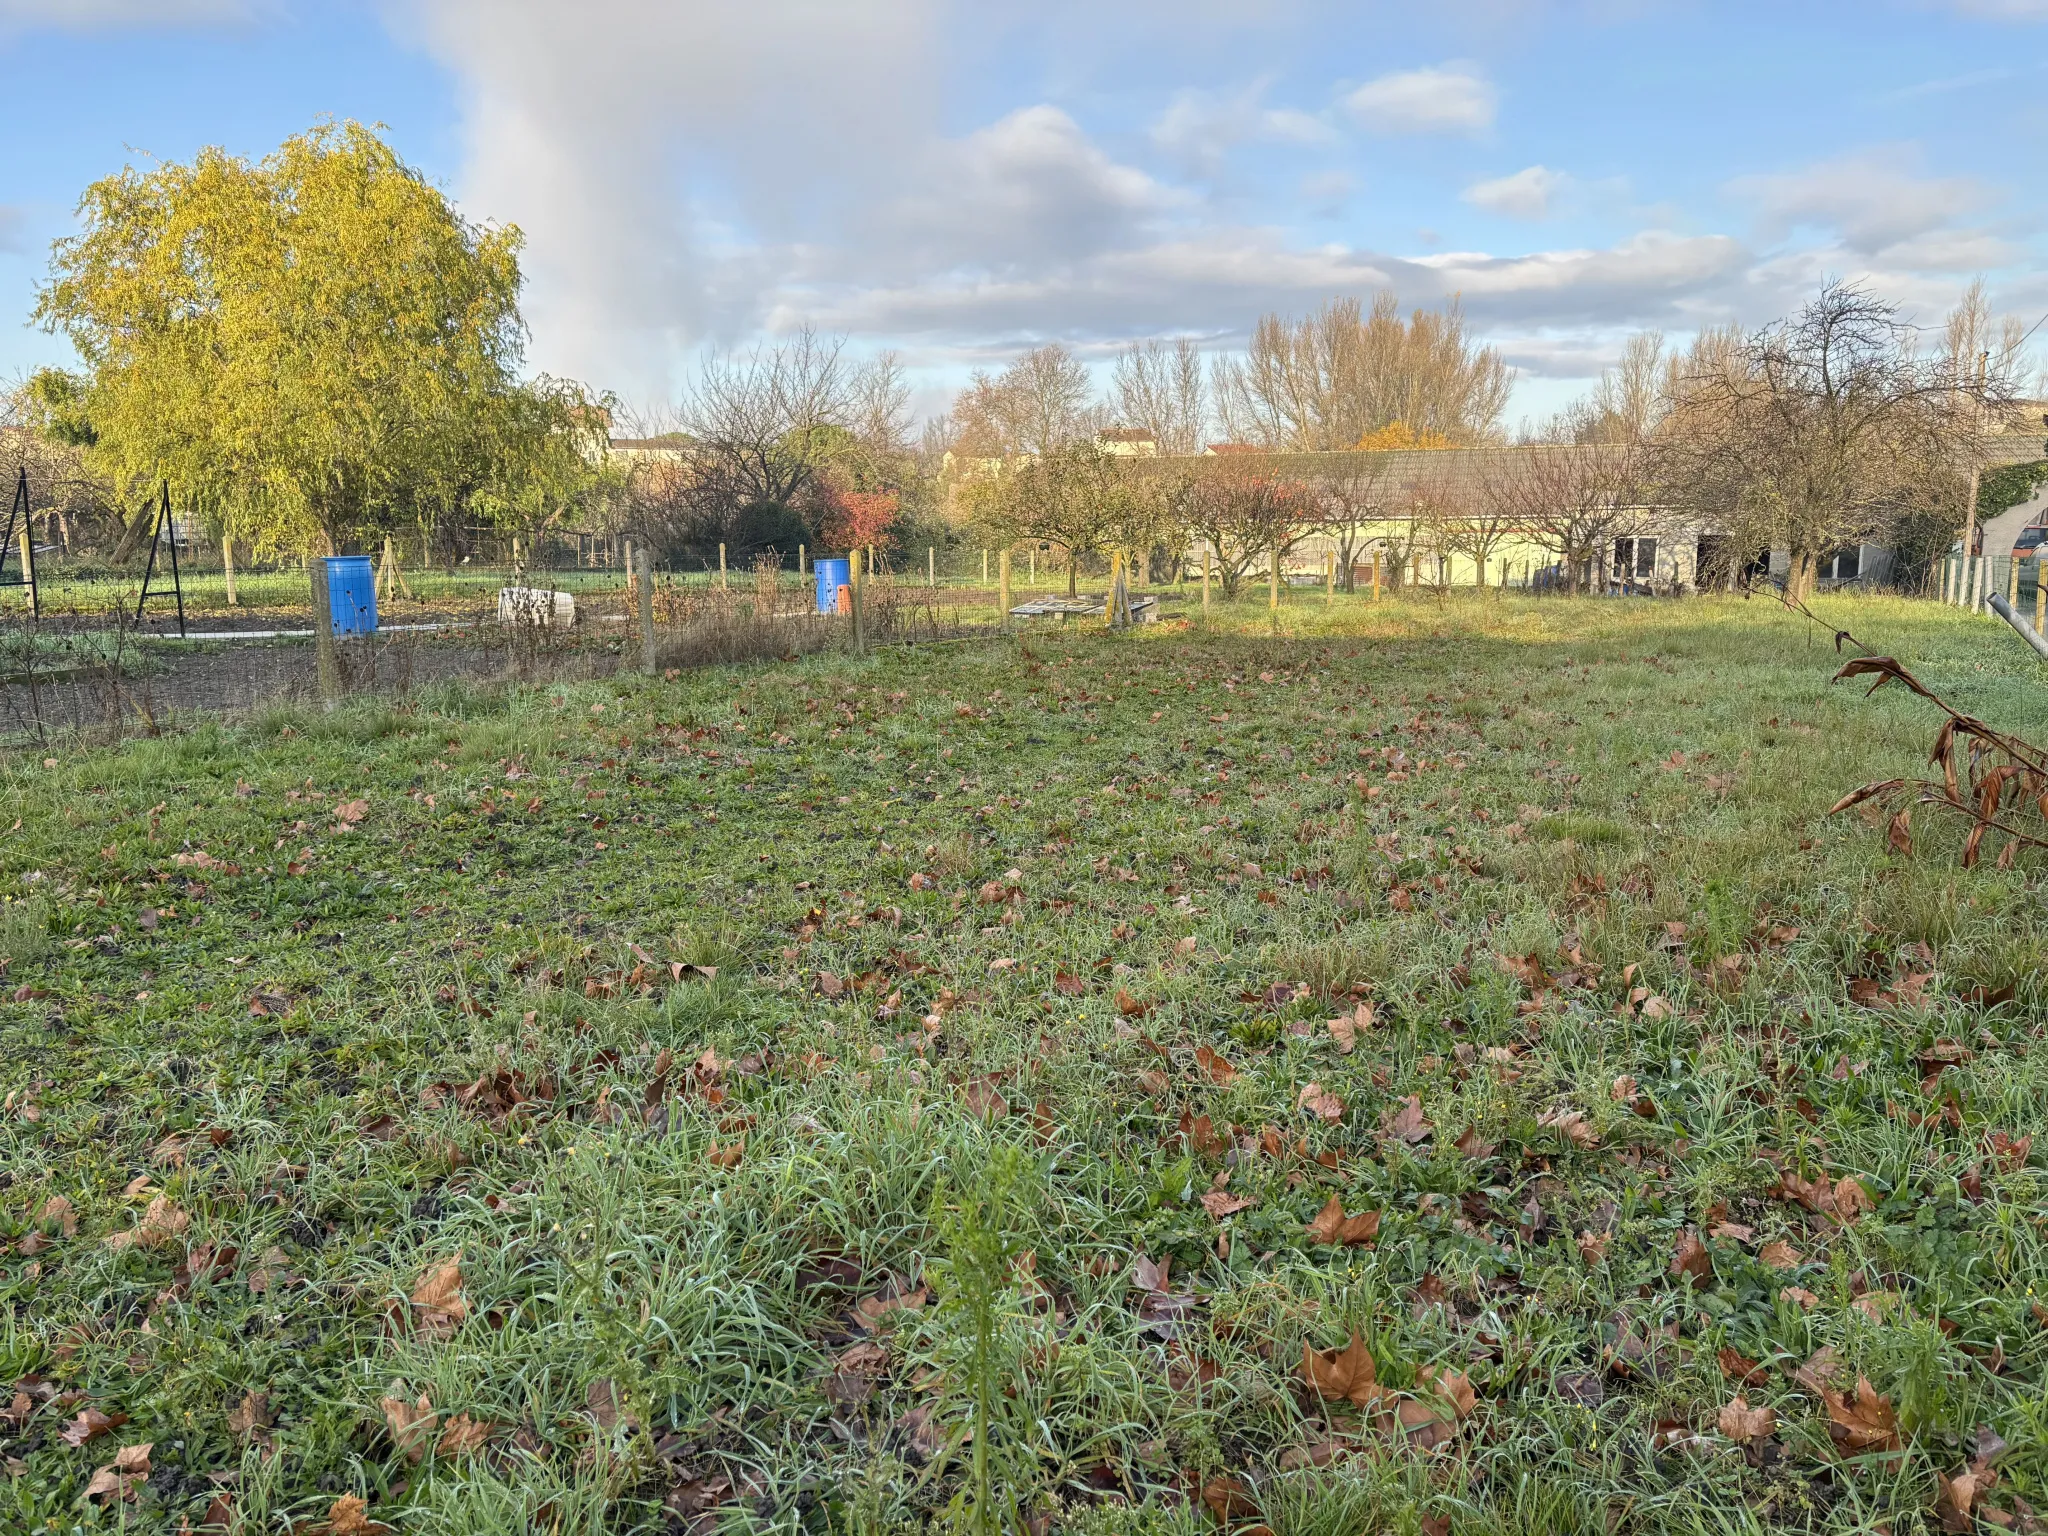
[1818,547,1862,581]
[1613,537,1658,580]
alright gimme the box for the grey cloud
[1343,64,1495,134]
[1462,165,1569,218]
[1728,149,1991,252]
[0,0,258,24]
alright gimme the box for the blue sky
[3,0,2044,429]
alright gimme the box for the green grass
[1,592,2045,1535]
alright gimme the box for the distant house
[1096,428,1158,458]
[608,433,696,465]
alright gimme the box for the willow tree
[32,121,543,556]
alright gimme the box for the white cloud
[386,0,942,394]
[1343,64,1495,135]
[1150,81,1336,175]
[1300,170,1356,206]
[876,106,1186,272]
[0,0,257,24]
[1463,165,1570,218]
[1728,148,1990,252]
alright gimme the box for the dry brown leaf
[1937,1469,1985,1534]
[105,1195,190,1252]
[410,1254,467,1340]
[1381,1095,1431,1143]
[380,1390,438,1462]
[1717,1347,1769,1387]
[226,1390,273,1444]
[1538,1107,1600,1148]
[1671,1230,1711,1283]
[1200,1190,1254,1221]
[1327,1016,1357,1054]
[1717,1397,1777,1442]
[320,1494,394,1536]
[36,1195,77,1237]
[1758,1240,1802,1270]
[1575,1230,1611,1264]
[58,1406,127,1448]
[1832,1176,1873,1224]
[1419,1364,1477,1420]
[853,1283,928,1331]
[1298,1082,1346,1122]
[1305,1193,1382,1247]
[1194,1045,1237,1084]
[436,1413,492,1457]
[1302,1333,1383,1407]
[1824,1376,1902,1456]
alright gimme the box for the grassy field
[2,593,2045,1536]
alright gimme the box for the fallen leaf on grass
[436,1413,492,1457]
[315,1494,393,1536]
[36,1194,76,1236]
[1194,1045,1237,1084]
[853,1282,928,1331]
[1758,1240,1802,1270]
[59,1406,127,1447]
[105,1195,190,1252]
[1937,1469,1988,1534]
[1576,1230,1611,1264]
[380,1390,438,1462]
[82,1442,151,1504]
[1671,1230,1711,1283]
[1297,1082,1345,1122]
[227,1390,273,1447]
[1306,1194,1381,1247]
[707,1138,745,1169]
[1381,1096,1430,1144]
[1200,1473,1259,1522]
[1717,1397,1777,1443]
[961,1077,1008,1119]
[1200,1190,1254,1221]
[1823,1376,1902,1456]
[410,1254,467,1340]
[1418,1365,1477,1420]
[1717,1348,1769,1387]
[1302,1333,1383,1407]
[1538,1107,1600,1148]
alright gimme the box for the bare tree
[950,344,1101,458]
[1489,439,1655,594]
[1177,459,1318,599]
[1211,293,1511,450]
[961,442,1158,596]
[1317,456,1393,591]
[1414,458,1519,587]
[1660,281,2005,600]
[1112,337,1208,456]
[849,350,914,458]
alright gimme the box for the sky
[1,0,2045,431]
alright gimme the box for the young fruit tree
[1175,459,1319,599]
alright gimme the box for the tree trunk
[1067,553,1077,598]
[1786,550,1817,602]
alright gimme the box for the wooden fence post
[639,548,657,672]
[929,545,936,587]
[719,542,728,589]
[1371,550,1381,601]
[223,535,237,607]
[1325,549,1334,608]
[999,548,1012,631]
[310,556,340,708]
[1201,547,1211,615]
[1269,545,1280,620]
[982,549,989,586]
[798,543,806,576]
[2008,555,2021,607]
[852,545,865,656]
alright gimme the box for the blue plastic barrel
[814,557,850,615]
[325,555,377,635]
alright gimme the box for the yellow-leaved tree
[32,121,598,557]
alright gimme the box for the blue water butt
[325,555,378,635]
[814,557,851,615]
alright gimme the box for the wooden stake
[639,547,657,672]
[852,545,865,655]
[2008,553,2021,606]
[1325,548,1334,607]
[223,534,237,607]
[310,557,340,708]
[798,543,806,575]
[719,542,728,589]
[929,545,936,587]
[998,548,1012,631]
[1371,549,1381,601]
[982,549,989,586]
[1201,546,1211,615]
[2035,562,2045,635]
